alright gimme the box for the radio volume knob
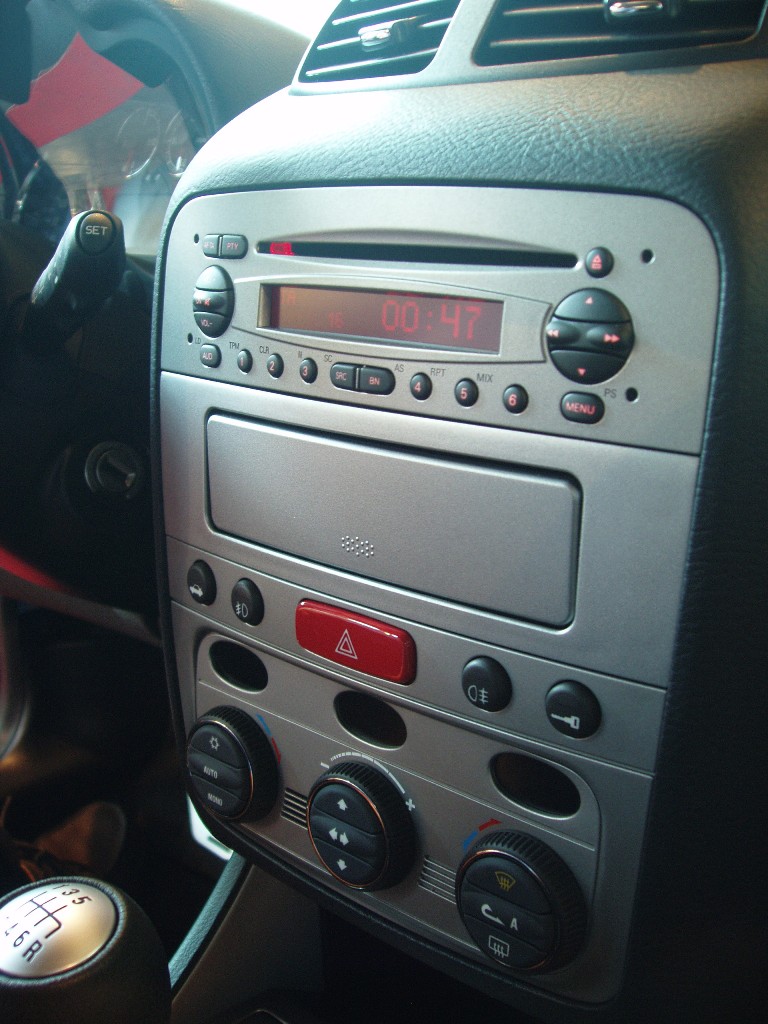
[307,762,415,890]
[193,266,234,337]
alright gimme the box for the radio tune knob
[546,288,634,384]
[186,706,279,820]
[307,762,416,890]
[456,831,586,973]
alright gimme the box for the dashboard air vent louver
[281,788,309,828]
[418,857,458,902]
[298,0,461,82]
[475,0,765,66]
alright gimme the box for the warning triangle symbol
[335,629,358,660]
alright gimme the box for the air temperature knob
[186,706,279,820]
[456,831,586,973]
[307,762,415,890]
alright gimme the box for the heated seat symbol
[335,630,358,660]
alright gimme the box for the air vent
[281,788,309,828]
[418,856,457,902]
[475,0,765,66]
[298,0,461,82]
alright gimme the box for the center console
[158,184,716,1003]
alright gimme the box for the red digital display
[269,285,503,353]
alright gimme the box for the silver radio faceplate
[161,185,718,455]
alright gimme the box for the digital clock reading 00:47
[268,285,504,353]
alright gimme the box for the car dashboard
[1,1,767,1022]
[153,2,768,1021]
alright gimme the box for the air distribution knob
[456,831,587,973]
[186,706,279,820]
[307,761,416,890]
[0,877,170,1023]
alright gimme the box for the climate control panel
[184,686,599,979]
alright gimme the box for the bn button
[295,600,416,684]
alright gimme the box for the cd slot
[257,239,577,268]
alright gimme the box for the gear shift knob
[0,877,171,1023]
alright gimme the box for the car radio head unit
[168,184,716,454]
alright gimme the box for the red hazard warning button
[295,600,416,685]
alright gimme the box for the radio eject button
[296,600,416,685]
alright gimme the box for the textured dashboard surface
[154,55,768,1024]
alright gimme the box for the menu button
[560,392,605,424]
